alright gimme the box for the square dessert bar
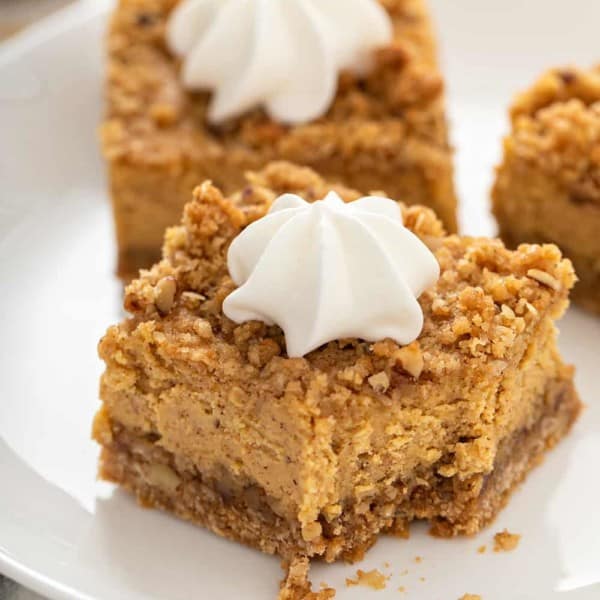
[94,162,580,571]
[101,0,457,280]
[492,66,600,314]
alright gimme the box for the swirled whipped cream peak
[223,192,440,357]
[166,0,393,124]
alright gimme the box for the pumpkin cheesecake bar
[492,66,600,314]
[101,0,457,280]
[94,162,580,573]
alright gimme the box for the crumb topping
[121,161,574,404]
[101,0,451,168]
[510,66,600,120]
[504,67,600,205]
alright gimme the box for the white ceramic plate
[1,1,599,598]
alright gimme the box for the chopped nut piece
[154,276,177,314]
[144,463,181,492]
[501,304,516,319]
[525,301,538,316]
[395,343,424,378]
[301,521,323,542]
[452,315,472,336]
[322,503,342,521]
[193,319,213,338]
[437,464,458,477]
[354,484,376,500]
[368,371,390,392]
[114,350,128,366]
[527,269,561,290]
[337,366,365,387]
[247,339,281,368]
[181,291,205,309]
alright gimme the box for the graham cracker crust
[97,374,580,562]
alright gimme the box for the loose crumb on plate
[414,556,423,563]
[494,529,521,552]
[398,586,407,593]
[278,557,335,600]
[477,545,487,554]
[346,569,389,590]
[459,595,482,600]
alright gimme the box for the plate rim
[0,552,92,600]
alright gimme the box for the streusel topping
[504,67,600,206]
[124,161,575,390]
[101,0,448,167]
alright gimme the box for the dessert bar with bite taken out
[94,162,580,596]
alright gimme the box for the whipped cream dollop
[167,0,393,124]
[223,192,440,357]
